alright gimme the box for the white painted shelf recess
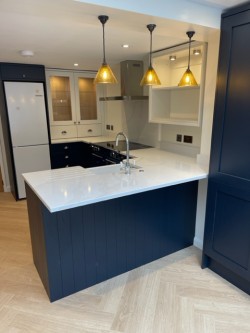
[149,85,201,126]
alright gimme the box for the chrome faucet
[115,132,130,174]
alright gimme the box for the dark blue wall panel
[26,181,198,302]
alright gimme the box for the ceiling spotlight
[19,50,34,57]
[193,49,201,56]
[74,63,79,67]
[169,55,176,61]
[122,44,129,48]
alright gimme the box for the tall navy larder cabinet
[202,3,250,294]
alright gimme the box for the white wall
[194,30,220,249]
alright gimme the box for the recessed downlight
[169,55,176,61]
[19,50,34,57]
[74,63,79,67]
[193,49,201,56]
[122,44,129,48]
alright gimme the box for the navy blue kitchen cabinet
[202,3,250,294]
[50,141,91,168]
[25,181,198,301]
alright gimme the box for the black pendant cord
[102,22,106,65]
[186,31,195,70]
[149,30,152,68]
[98,15,109,65]
[147,24,156,69]
[188,37,191,70]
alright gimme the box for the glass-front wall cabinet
[74,74,97,122]
[149,41,207,126]
[46,70,102,139]
[46,70,100,125]
[49,73,75,124]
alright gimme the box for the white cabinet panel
[77,124,102,137]
[50,125,77,140]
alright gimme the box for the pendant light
[140,24,161,86]
[178,31,198,87]
[94,15,118,84]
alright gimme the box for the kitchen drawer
[0,63,45,81]
[50,125,77,140]
[51,153,73,169]
[77,124,102,137]
[50,142,77,154]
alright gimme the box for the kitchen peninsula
[23,148,207,301]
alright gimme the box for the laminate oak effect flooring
[0,192,249,333]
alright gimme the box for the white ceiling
[0,0,246,71]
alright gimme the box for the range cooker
[89,141,152,167]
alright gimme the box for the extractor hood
[99,60,148,101]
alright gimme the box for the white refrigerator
[4,81,51,199]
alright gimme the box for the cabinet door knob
[88,129,93,133]
[78,121,80,124]
[65,155,69,159]
[61,131,67,135]
[64,146,69,150]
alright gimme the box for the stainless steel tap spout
[115,132,130,174]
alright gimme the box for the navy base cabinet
[202,3,250,295]
[26,181,198,302]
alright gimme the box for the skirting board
[193,236,203,250]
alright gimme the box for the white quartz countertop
[23,148,208,213]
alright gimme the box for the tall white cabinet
[46,69,102,140]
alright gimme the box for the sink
[89,163,143,175]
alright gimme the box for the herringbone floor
[0,192,249,333]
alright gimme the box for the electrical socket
[106,124,110,130]
[111,125,114,131]
[176,134,182,142]
[183,135,193,144]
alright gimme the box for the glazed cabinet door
[73,72,101,125]
[46,70,76,125]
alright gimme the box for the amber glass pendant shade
[94,15,117,84]
[178,31,198,87]
[94,63,117,84]
[140,66,161,86]
[140,24,161,86]
[178,68,198,86]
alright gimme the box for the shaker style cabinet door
[202,5,250,294]
[46,70,76,125]
[209,9,250,183]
